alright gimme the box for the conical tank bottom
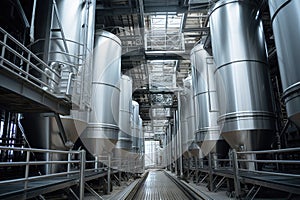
[286,96,300,128]
[113,138,133,158]
[197,140,229,158]
[222,130,274,151]
[80,124,119,156]
[188,142,200,157]
[60,117,88,143]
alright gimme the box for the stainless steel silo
[31,0,96,145]
[137,115,145,173]
[179,92,189,158]
[138,115,143,153]
[114,75,133,158]
[209,0,276,151]
[191,42,228,159]
[131,101,140,155]
[183,76,198,157]
[32,0,95,94]
[269,0,300,127]
[81,30,121,156]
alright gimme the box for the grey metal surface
[138,115,143,153]
[188,141,200,157]
[133,171,190,199]
[32,0,95,95]
[209,0,276,151]
[21,113,68,174]
[131,101,140,153]
[269,0,300,127]
[81,30,121,156]
[180,76,197,157]
[114,75,133,157]
[59,110,88,143]
[184,76,196,153]
[0,27,71,114]
[179,91,189,158]
[191,43,228,157]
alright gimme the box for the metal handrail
[236,147,300,154]
[237,159,300,164]
[0,27,62,95]
[0,146,79,154]
[239,169,300,178]
[0,145,143,199]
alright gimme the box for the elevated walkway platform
[0,27,71,115]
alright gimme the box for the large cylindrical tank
[179,92,189,158]
[183,76,197,157]
[81,30,121,156]
[31,0,96,144]
[138,115,143,153]
[268,0,300,127]
[191,42,228,157]
[32,0,95,93]
[209,0,276,151]
[137,115,145,173]
[131,101,140,154]
[114,75,133,158]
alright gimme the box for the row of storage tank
[22,29,144,173]
[21,0,300,172]
[178,0,300,167]
[82,31,145,161]
[20,0,144,173]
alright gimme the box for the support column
[79,150,86,200]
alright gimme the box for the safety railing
[0,27,63,95]
[0,146,112,199]
[192,148,300,197]
[236,147,300,177]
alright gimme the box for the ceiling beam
[144,5,188,13]
[182,27,210,32]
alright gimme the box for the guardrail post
[67,152,71,177]
[0,34,7,65]
[24,151,30,190]
[79,150,86,200]
[95,156,98,172]
[231,149,241,198]
[107,154,111,194]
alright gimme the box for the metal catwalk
[133,170,190,200]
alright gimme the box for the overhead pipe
[29,0,37,42]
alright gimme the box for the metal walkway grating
[134,170,190,200]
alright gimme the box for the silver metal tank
[137,115,145,173]
[138,115,143,153]
[114,75,133,158]
[269,0,300,127]
[81,30,121,156]
[209,0,276,151]
[31,0,96,144]
[191,42,228,157]
[131,101,140,155]
[32,0,95,94]
[179,92,189,158]
[183,76,197,157]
